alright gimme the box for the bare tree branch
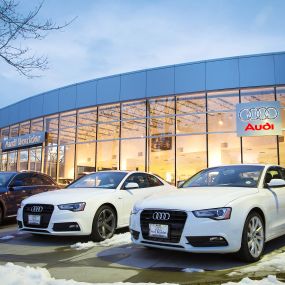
[0,0,75,78]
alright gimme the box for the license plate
[28,215,41,225]
[149,224,168,238]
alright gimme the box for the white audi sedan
[17,171,175,241]
[130,164,285,262]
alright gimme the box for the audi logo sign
[236,101,282,137]
[239,107,278,121]
[31,206,43,213]
[152,212,171,220]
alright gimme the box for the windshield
[0,172,16,187]
[181,165,264,188]
[67,172,128,189]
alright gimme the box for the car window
[29,174,44,185]
[10,173,33,187]
[68,172,127,189]
[147,174,163,187]
[39,174,56,186]
[281,168,285,180]
[264,167,284,186]
[123,173,149,189]
[182,165,264,188]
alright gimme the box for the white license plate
[149,224,169,238]
[28,215,41,225]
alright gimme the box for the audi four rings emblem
[152,212,170,220]
[31,206,43,213]
[239,107,278,122]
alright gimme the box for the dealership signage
[236,101,282,137]
[1,132,46,151]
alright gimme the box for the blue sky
[0,0,285,108]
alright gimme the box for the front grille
[23,204,54,228]
[140,210,187,243]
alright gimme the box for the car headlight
[131,205,141,215]
[58,202,86,212]
[193,207,231,220]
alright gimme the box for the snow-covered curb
[70,232,131,250]
[0,235,15,240]
[229,251,285,276]
[0,263,178,285]
[222,275,285,284]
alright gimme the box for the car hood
[22,188,116,205]
[136,187,258,211]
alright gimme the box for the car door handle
[118,197,123,199]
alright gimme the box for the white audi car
[130,164,285,262]
[17,171,175,241]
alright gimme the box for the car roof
[207,164,277,168]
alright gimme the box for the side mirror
[267,179,285,188]
[125,182,139,190]
[177,180,185,188]
[8,186,15,191]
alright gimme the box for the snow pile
[229,252,285,276]
[223,275,284,284]
[0,235,15,240]
[0,263,178,285]
[71,232,131,250]
[182,268,204,273]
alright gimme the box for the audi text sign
[1,131,46,151]
[236,101,282,137]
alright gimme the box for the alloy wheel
[247,216,264,258]
[97,208,116,239]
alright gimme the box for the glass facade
[0,86,284,185]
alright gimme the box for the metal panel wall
[147,67,175,97]
[18,99,31,123]
[76,80,97,108]
[239,55,275,87]
[97,76,120,105]
[206,59,239,91]
[59,85,77,112]
[0,106,10,128]
[0,52,284,129]
[29,94,44,119]
[175,62,205,94]
[8,103,19,125]
[43,90,59,115]
[274,54,285,85]
[120,71,146,101]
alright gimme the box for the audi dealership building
[0,52,284,185]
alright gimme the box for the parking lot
[1,219,285,284]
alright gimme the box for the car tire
[90,205,116,242]
[238,211,265,262]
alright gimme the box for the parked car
[0,171,60,225]
[130,164,285,262]
[17,171,175,241]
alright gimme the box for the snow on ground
[229,251,285,276]
[182,268,204,273]
[222,275,285,284]
[0,263,178,285]
[70,232,131,250]
[0,235,15,240]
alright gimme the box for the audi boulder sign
[236,100,282,137]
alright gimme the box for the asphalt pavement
[1,219,285,284]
